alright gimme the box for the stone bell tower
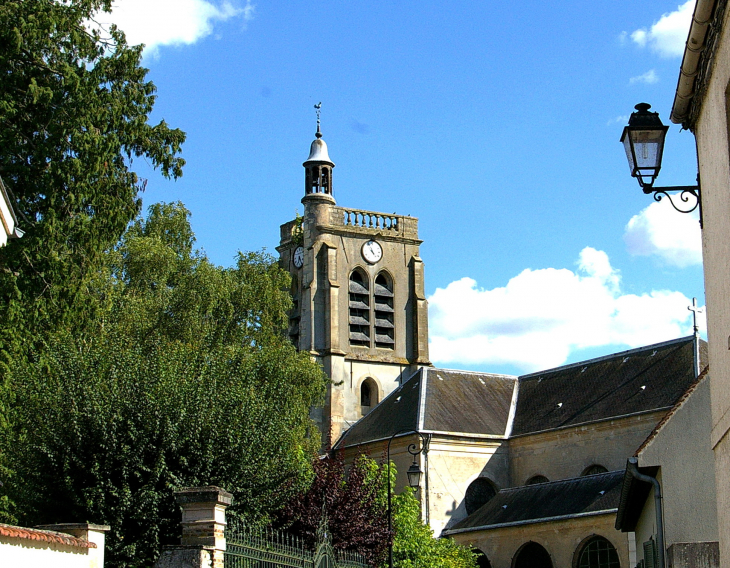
[277,109,430,445]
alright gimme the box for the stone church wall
[508,410,667,486]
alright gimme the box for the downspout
[627,457,665,568]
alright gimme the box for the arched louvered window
[349,270,370,346]
[526,475,549,485]
[373,272,394,349]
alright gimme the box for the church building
[279,119,709,568]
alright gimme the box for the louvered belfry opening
[373,272,395,349]
[349,270,370,346]
[305,164,333,196]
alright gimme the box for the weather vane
[314,102,322,137]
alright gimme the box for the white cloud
[630,69,659,85]
[629,0,695,58]
[428,247,702,372]
[624,200,702,267]
[94,0,254,56]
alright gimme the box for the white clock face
[362,240,383,264]
[293,246,304,268]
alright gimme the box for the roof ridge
[519,336,695,380]
[430,367,518,380]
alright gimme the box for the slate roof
[334,368,517,449]
[334,336,704,449]
[444,470,624,534]
[512,336,705,436]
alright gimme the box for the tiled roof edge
[634,365,710,457]
[443,508,618,535]
[0,524,96,549]
[519,336,695,380]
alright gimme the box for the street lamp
[387,430,429,568]
[621,103,700,215]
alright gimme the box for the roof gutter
[671,0,718,125]
[626,457,665,568]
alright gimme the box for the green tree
[391,487,477,568]
[0,0,185,345]
[3,203,328,568]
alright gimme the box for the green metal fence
[224,519,369,568]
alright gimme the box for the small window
[360,378,378,408]
[464,477,497,515]
[582,465,608,476]
[526,475,549,485]
[576,536,620,568]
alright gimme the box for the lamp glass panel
[629,128,664,171]
[407,464,422,488]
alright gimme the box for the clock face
[293,246,304,268]
[362,240,383,264]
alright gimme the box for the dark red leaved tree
[275,452,391,566]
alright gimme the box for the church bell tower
[277,107,430,445]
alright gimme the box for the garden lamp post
[620,102,700,216]
[387,430,429,568]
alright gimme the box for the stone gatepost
[154,486,233,568]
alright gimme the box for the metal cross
[688,297,704,335]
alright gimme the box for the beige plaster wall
[425,437,509,536]
[450,514,630,568]
[508,411,666,486]
[0,536,102,568]
[637,376,718,545]
[692,6,730,563]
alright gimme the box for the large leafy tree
[0,0,185,344]
[3,203,328,568]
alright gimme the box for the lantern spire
[303,103,335,201]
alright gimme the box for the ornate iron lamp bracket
[645,184,701,214]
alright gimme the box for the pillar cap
[174,486,233,507]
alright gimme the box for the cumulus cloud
[630,69,659,85]
[629,0,695,58]
[94,0,254,56]
[624,200,702,267]
[428,247,702,372]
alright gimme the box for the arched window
[373,272,394,349]
[360,378,378,412]
[349,270,370,347]
[526,475,549,485]
[474,550,492,568]
[575,536,620,568]
[582,465,608,476]
[465,477,497,515]
[513,542,553,568]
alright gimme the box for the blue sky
[103,0,706,376]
